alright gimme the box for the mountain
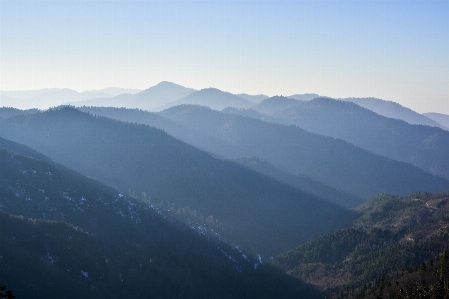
[0,96,29,110]
[267,97,449,180]
[76,106,363,208]
[0,107,39,119]
[281,94,447,130]
[231,157,364,208]
[78,90,112,99]
[1,88,85,109]
[1,88,63,99]
[274,191,449,297]
[78,106,449,206]
[132,81,196,110]
[70,81,196,111]
[1,88,140,110]
[235,93,268,104]
[85,87,141,97]
[74,105,449,202]
[423,112,449,130]
[221,107,268,120]
[341,97,446,129]
[159,105,449,199]
[0,136,51,163]
[347,250,449,299]
[1,87,139,100]
[0,88,135,109]
[252,96,302,115]
[0,107,353,257]
[156,88,252,111]
[68,93,135,108]
[287,93,320,101]
[0,149,321,299]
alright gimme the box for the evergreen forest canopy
[1,82,449,298]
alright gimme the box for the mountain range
[341,97,447,130]
[0,87,140,110]
[0,147,321,298]
[70,81,196,111]
[74,105,449,201]
[274,191,449,297]
[154,88,253,111]
[0,107,354,257]
[2,81,449,298]
[246,97,449,180]
[424,112,449,129]
[3,81,448,131]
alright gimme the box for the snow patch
[62,192,72,201]
[197,225,207,235]
[81,270,89,278]
[232,244,250,262]
[46,252,55,264]
[219,248,237,262]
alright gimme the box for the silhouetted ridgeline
[70,81,195,111]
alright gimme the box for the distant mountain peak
[136,81,196,97]
[253,96,302,115]
[155,87,252,111]
[288,93,320,101]
[154,81,186,88]
[264,95,296,101]
[198,87,226,93]
[340,97,446,129]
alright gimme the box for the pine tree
[0,285,15,299]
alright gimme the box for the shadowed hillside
[0,107,353,257]
[267,98,449,180]
[0,149,322,299]
[274,192,449,298]
[156,88,252,111]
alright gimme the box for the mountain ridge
[0,148,321,299]
[264,97,449,180]
[0,106,353,257]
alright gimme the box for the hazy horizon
[2,2,449,298]
[1,1,448,114]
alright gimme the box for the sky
[0,0,448,113]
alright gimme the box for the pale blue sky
[1,0,448,113]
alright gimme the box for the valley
[1,82,449,298]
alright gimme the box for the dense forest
[0,107,354,257]
[1,88,449,298]
[0,149,322,298]
[75,105,449,200]
[274,192,449,298]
